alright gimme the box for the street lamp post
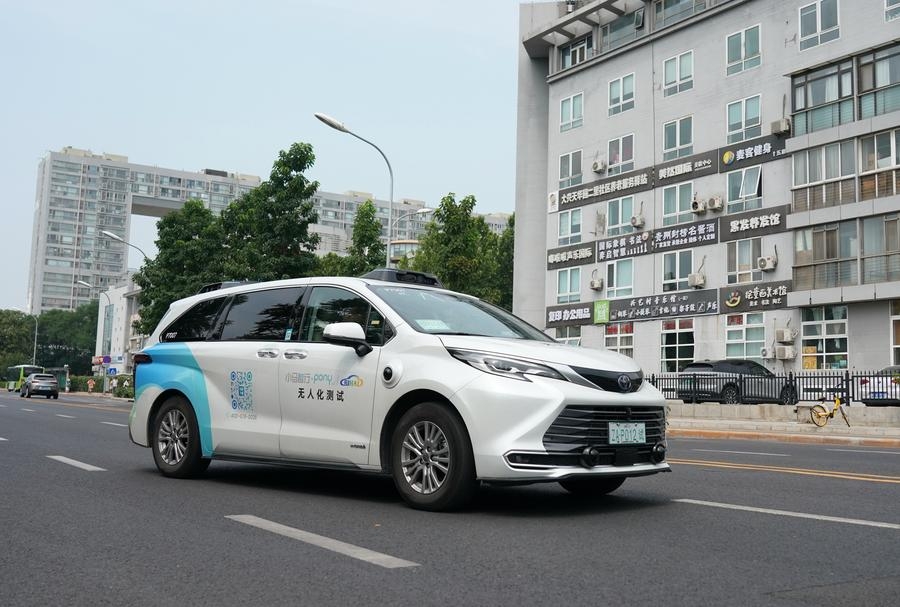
[389,207,432,264]
[101,230,149,262]
[314,112,394,267]
[78,280,112,393]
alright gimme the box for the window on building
[655,0,700,29]
[607,196,635,237]
[858,42,900,119]
[859,129,900,201]
[727,238,762,284]
[600,11,643,53]
[661,318,694,372]
[861,214,900,283]
[663,116,693,160]
[560,35,593,70]
[727,166,762,213]
[607,134,634,175]
[727,95,762,143]
[559,150,583,189]
[664,51,693,96]
[560,93,584,132]
[792,60,853,135]
[888,0,900,21]
[607,259,634,298]
[793,221,858,289]
[726,313,765,362]
[608,73,635,116]
[726,25,761,75]
[557,267,581,303]
[801,305,848,369]
[662,181,694,226]
[555,326,581,346]
[799,0,840,51]
[605,322,634,358]
[558,209,582,246]
[791,140,856,210]
[663,250,693,292]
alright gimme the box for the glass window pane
[820,0,838,29]
[665,58,676,85]
[745,26,759,57]
[728,102,742,131]
[665,122,676,149]
[824,143,840,179]
[680,52,692,79]
[800,5,817,39]
[609,80,620,105]
[623,74,634,97]
[679,117,692,145]
[573,94,582,118]
[746,96,760,123]
[561,98,570,123]
[793,153,808,186]
[840,141,855,175]
[808,147,823,182]
[727,33,742,63]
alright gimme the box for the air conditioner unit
[775,345,797,360]
[630,214,645,228]
[589,278,604,291]
[592,159,606,173]
[691,198,707,213]
[775,328,797,343]
[548,191,559,212]
[760,347,773,360]
[707,196,723,211]
[757,256,778,271]
[687,272,705,288]
[771,118,792,136]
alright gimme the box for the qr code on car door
[229,370,255,419]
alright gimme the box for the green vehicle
[5,364,43,392]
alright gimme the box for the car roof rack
[361,268,443,288]
[196,280,256,294]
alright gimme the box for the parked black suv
[677,359,797,405]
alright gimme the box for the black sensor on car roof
[361,268,443,288]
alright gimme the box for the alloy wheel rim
[158,410,189,465]
[401,421,450,495]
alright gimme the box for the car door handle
[257,349,279,359]
[283,350,308,360]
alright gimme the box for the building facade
[515,0,900,373]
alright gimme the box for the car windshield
[370,285,553,342]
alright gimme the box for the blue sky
[0,0,524,311]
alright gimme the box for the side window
[218,287,305,341]
[300,286,387,345]
[161,297,226,342]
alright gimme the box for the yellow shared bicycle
[810,394,850,428]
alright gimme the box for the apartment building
[515,0,900,372]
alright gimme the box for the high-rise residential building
[27,147,261,314]
[516,0,900,372]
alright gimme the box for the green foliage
[0,305,96,376]
[345,200,386,275]
[134,142,322,334]
[0,309,36,375]
[496,214,515,311]
[411,193,502,304]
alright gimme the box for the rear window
[162,297,227,342]
[33,374,56,381]
[682,363,714,373]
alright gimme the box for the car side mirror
[323,322,373,357]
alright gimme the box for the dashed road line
[827,448,900,455]
[56,414,76,419]
[670,458,900,484]
[675,498,900,530]
[226,515,419,569]
[0,437,7,441]
[21,408,35,412]
[46,455,106,472]
[692,448,789,457]
[100,421,128,428]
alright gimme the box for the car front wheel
[151,396,209,478]
[391,402,476,511]
[721,385,740,404]
[779,386,798,406]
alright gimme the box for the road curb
[668,427,900,448]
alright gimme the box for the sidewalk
[667,401,900,448]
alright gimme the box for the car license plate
[609,422,646,445]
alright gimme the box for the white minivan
[129,270,669,510]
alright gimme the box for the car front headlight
[447,348,566,382]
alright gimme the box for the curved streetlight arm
[101,230,149,262]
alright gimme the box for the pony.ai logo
[340,374,364,388]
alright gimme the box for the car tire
[19,389,24,398]
[24,387,31,398]
[390,402,477,511]
[721,385,740,404]
[779,386,798,406]
[52,394,59,400]
[559,476,626,497]
[151,396,210,479]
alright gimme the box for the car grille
[571,367,643,393]
[542,405,666,452]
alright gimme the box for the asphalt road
[2,390,899,606]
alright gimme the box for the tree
[411,193,501,303]
[343,200,386,275]
[36,303,97,375]
[133,142,322,334]
[0,309,37,375]
[219,142,320,281]
[496,214,515,311]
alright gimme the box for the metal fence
[647,370,900,406]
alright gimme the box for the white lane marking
[46,456,106,472]
[692,449,789,457]
[226,515,419,569]
[21,408,35,412]
[675,499,900,530]
[56,414,76,419]
[0,437,7,441]
[827,448,900,456]
[100,422,128,428]
[0,403,6,407]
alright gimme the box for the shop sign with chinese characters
[546,302,594,328]
[652,219,718,252]
[718,204,790,242]
[602,289,720,323]
[596,231,652,262]
[655,149,718,186]
[546,242,596,270]
[557,168,654,211]
[717,134,787,172]
[719,280,792,313]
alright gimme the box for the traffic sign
[108,368,117,376]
